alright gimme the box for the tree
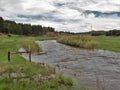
[0,17,4,33]
[106,30,120,36]
[22,24,32,35]
[0,16,55,36]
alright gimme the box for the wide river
[22,40,120,90]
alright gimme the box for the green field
[1,35,120,90]
[94,36,120,52]
[0,35,73,90]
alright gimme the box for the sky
[0,0,120,33]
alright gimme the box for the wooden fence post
[28,45,31,63]
[8,50,10,62]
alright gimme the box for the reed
[58,35,96,49]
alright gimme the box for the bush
[8,34,11,37]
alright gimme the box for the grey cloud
[17,13,81,23]
[0,8,5,11]
[0,0,23,10]
[54,3,66,7]
[1,0,120,32]
[84,10,120,18]
[17,14,64,22]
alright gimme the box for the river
[22,40,120,90]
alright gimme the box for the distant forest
[88,30,120,36]
[0,17,55,36]
[0,16,120,36]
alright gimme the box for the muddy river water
[22,40,120,90]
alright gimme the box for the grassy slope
[94,36,120,52]
[0,36,73,90]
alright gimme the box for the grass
[0,35,74,90]
[58,35,96,49]
[94,36,120,52]
[58,35,120,52]
[0,74,73,90]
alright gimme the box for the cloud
[109,0,120,4]
[21,0,56,15]
[0,0,120,33]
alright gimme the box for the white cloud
[0,0,120,33]
[87,13,95,18]
[87,3,120,12]
[21,0,56,15]
[84,18,120,31]
[55,7,84,20]
[109,0,120,4]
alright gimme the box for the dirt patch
[0,33,5,36]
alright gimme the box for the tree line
[77,30,120,36]
[90,30,120,36]
[0,17,55,36]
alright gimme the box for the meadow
[58,35,120,52]
[1,34,120,90]
[0,35,73,90]
[94,36,120,52]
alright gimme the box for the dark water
[22,40,120,90]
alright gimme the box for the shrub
[8,34,11,37]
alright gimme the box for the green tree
[0,17,4,33]
[0,16,55,36]
[22,24,32,35]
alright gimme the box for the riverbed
[22,40,120,90]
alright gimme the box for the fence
[8,46,31,63]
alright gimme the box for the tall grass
[20,39,40,53]
[58,35,96,49]
[0,35,74,90]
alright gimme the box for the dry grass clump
[58,35,96,49]
[46,32,59,37]
[20,39,40,53]
[0,33,5,37]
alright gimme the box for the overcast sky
[0,0,120,33]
